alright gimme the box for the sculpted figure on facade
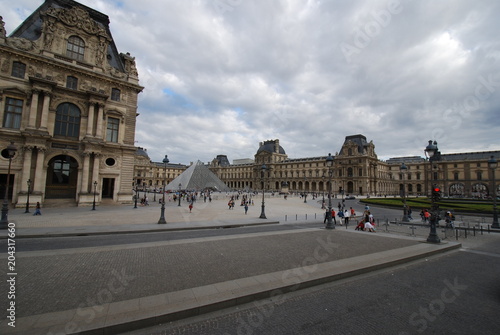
[42,15,57,50]
[0,16,6,38]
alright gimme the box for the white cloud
[3,0,500,164]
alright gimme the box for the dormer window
[66,36,85,61]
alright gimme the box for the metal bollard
[285,215,287,222]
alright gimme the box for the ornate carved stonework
[43,6,108,38]
[6,37,38,51]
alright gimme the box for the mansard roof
[257,139,286,155]
[8,0,125,72]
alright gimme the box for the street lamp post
[326,153,335,229]
[1,142,17,228]
[158,155,169,224]
[178,183,182,206]
[488,155,499,228]
[259,164,267,219]
[321,174,326,209]
[134,183,138,209]
[425,140,441,243]
[92,181,97,210]
[25,178,31,213]
[400,163,409,222]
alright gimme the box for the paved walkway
[0,194,477,334]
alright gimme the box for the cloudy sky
[2,0,500,165]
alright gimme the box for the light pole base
[325,222,335,229]
[426,234,441,243]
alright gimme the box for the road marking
[459,248,500,258]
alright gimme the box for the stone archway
[45,155,79,199]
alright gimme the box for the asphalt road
[124,238,500,335]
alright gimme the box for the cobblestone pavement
[0,195,496,334]
[3,229,419,318]
[133,242,500,335]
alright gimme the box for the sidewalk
[0,196,464,335]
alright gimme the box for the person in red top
[331,209,337,225]
[423,209,430,222]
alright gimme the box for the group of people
[323,207,357,226]
[355,210,376,232]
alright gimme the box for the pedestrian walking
[33,202,42,215]
[244,203,248,214]
[344,209,350,226]
[189,202,193,212]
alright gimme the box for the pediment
[0,86,28,97]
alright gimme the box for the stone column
[33,147,46,193]
[80,152,91,193]
[28,90,40,128]
[86,103,95,136]
[92,153,101,184]
[39,92,51,130]
[20,146,33,191]
[95,104,104,138]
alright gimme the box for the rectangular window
[3,97,23,129]
[11,61,26,79]
[106,117,119,142]
[66,76,78,89]
[111,88,121,101]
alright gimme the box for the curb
[2,221,281,239]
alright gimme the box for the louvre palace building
[138,135,499,201]
[0,0,142,207]
[1,0,499,208]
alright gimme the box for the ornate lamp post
[321,174,326,209]
[158,155,169,224]
[326,153,335,229]
[259,164,267,219]
[25,178,31,213]
[178,183,182,206]
[134,182,138,209]
[425,140,441,243]
[488,155,499,228]
[92,181,98,210]
[400,163,409,222]
[1,142,17,228]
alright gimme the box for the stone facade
[0,0,143,207]
[137,134,499,199]
[206,135,499,199]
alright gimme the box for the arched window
[54,103,81,138]
[66,36,85,61]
